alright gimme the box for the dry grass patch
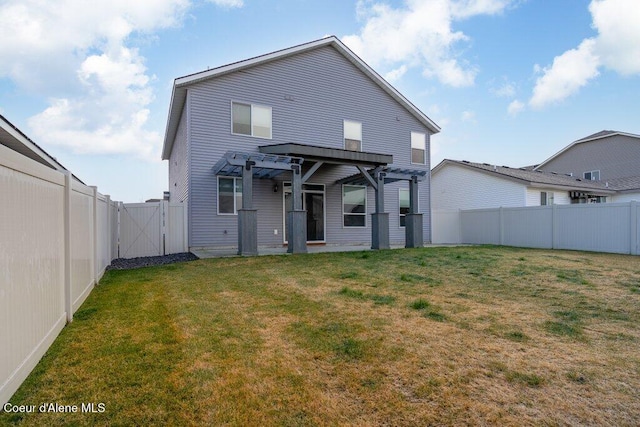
[2,246,640,426]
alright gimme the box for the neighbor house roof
[534,130,640,171]
[161,36,440,160]
[0,113,69,172]
[604,176,640,192]
[432,159,615,194]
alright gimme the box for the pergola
[212,144,427,256]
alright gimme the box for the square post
[371,171,390,250]
[238,160,258,256]
[405,176,423,248]
[287,164,307,254]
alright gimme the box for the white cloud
[207,0,243,7]
[461,110,476,122]
[590,0,640,75]
[0,0,241,160]
[28,97,160,159]
[528,0,640,108]
[343,0,514,88]
[450,0,512,19]
[0,0,189,93]
[384,65,408,82]
[529,39,600,109]
[29,46,159,159]
[507,99,524,116]
[491,79,516,98]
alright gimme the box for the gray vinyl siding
[541,135,640,181]
[186,45,431,248]
[168,104,189,204]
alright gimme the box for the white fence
[0,143,187,405]
[433,202,640,255]
[118,201,187,259]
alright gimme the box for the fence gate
[117,201,188,259]
[119,202,163,258]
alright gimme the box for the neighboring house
[0,114,70,173]
[535,130,640,202]
[161,36,440,254]
[431,160,615,210]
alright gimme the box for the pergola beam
[302,161,324,183]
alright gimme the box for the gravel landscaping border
[107,252,199,270]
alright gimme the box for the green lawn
[2,246,640,426]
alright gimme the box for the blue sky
[1,0,639,202]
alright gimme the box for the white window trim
[230,101,272,139]
[540,191,554,206]
[411,131,426,165]
[343,119,362,152]
[282,182,326,244]
[342,184,367,228]
[398,188,419,228]
[583,170,600,181]
[217,176,242,215]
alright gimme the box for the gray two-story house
[161,36,440,255]
[535,131,640,202]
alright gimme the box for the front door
[284,183,325,243]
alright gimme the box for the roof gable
[535,130,640,171]
[161,36,439,160]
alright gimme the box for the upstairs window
[411,132,426,164]
[344,120,362,151]
[583,170,600,181]
[232,102,272,138]
[343,185,366,227]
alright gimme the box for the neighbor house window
[583,170,600,181]
[218,177,242,214]
[399,188,410,227]
[232,102,272,138]
[411,132,426,164]
[343,185,366,227]
[344,120,362,151]
[540,191,554,206]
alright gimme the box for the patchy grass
[2,246,640,426]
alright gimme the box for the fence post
[105,195,111,265]
[551,204,558,250]
[183,201,189,252]
[117,202,122,259]
[631,201,638,255]
[91,186,98,286]
[499,207,504,246]
[161,201,167,255]
[64,172,73,323]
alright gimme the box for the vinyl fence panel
[1,143,189,405]
[70,181,95,312]
[460,209,501,245]
[0,145,67,406]
[116,201,188,259]
[119,203,163,258]
[432,209,461,244]
[439,202,640,256]
[166,202,188,255]
[502,206,552,249]
[555,203,631,254]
